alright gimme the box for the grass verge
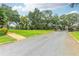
[69,31,79,42]
[0,30,52,44]
[9,30,52,37]
[0,35,15,44]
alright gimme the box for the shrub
[0,28,8,35]
[0,29,4,36]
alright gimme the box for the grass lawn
[0,30,52,44]
[0,28,15,44]
[0,35,15,44]
[70,31,79,41]
[9,30,52,37]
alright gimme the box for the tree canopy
[0,4,79,31]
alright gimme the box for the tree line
[17,8,79,31]
[0,4,79,31]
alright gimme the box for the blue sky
[4,3,79,16]
[53,4,79,16]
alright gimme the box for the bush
[0,29,4,36]
[0,28,8,35]
[2,28,8,34]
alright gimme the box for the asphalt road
[0,31,77,56]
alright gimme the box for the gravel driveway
[0,31,78,56]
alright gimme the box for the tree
[28,8,53,30]
[28,8,43,30]
[0,10,8,28]
[70,3,79,8]
[60,14,68,30]
[41,10,52,29]
[66,13,79,31]
[17,16,29,29]
[59,13,79,31]
[0,16,4,28]
[51,15,60,30]
[0,4,20,29]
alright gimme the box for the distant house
[9,22,17,29]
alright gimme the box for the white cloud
[12,5,26,12]
[66,11,79,15]
[12,3,66,16]
[24,3,37,11]
[24,3,66,11]
[12,5,27,15]
[69,11,79,14]
[12,4,40,15]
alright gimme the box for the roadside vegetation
[0,4,79,31]
[0,35,15,44]
[0,28,51,44]
[70,32,79,41]
[0,3,79,44]
[0,28,15,44]
[9,30,51,37]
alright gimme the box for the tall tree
[0,4,20,29]
[28,8,42,29]
[17,16,29,29]
[41,10,52,29]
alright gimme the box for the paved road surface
[0,31,78,56]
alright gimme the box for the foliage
[1,28,8,34]
[0,4,79,31]
[70,3,79,8]
[0,4,20,29]
[28,8,53,30]
[0,28,8,35]
[16,16,29,29]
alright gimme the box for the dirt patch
[7,32,26,41]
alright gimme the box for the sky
[0,0,78,3]
[3,3,79,16]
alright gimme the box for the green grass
[0,35,15,44]
[9,30,52,37]
[70,31,79,40]
[0,30,52,44]
[0,28,15,44]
